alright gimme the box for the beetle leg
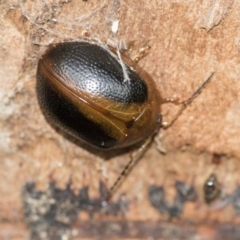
[106,136,153,200]
[134,45,151,63]
[161,72,215,128]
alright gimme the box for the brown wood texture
[1,0,240,239]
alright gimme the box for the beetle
[37,41,162,150]
[36,40,214,198]
[204,173,221,204]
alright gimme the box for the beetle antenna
[161,72,215,128]
[106,136,153,200]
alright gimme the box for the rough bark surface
[1,0,240,239]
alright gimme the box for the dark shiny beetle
[204,173,221,204]
[37,41,161,149]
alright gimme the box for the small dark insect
[36,40,214,199]
[204,173,221,204]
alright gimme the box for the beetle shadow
[42,114,143,161]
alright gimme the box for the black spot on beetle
[42,42,148,103]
